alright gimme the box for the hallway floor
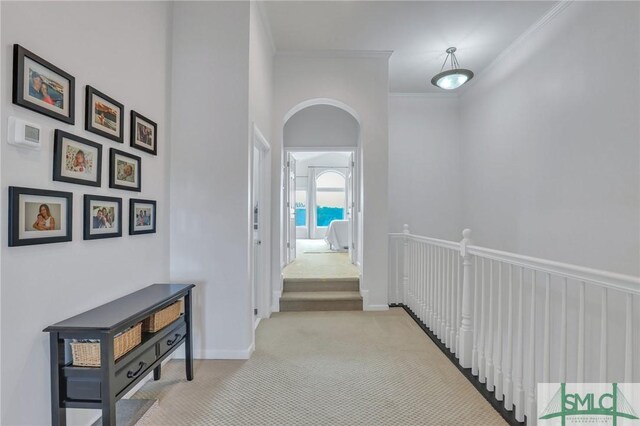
[134,309,506,425]
[283,239,360,279]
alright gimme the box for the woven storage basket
[70,322,142,367]
[142,300,182,333]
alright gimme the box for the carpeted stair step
[280,291,363,312]
[283,277,359,292]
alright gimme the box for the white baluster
[527,270,537,421]
[429,245,434,329]
[472,256,480,376]
[504,264,514,410]
[458,229,473,368]
[625,292,633,383]
[543,273,550,384]
[445,248,450,347]
[409,241,414,310]
[577,281,585,382]
[395,238,400,304]
[402,225,409,305]
[425,245,431,328]
[450,249,456,352]
[456,253,462,356]
[514,267,525,422]
[421,244,427,322]
[437,247,443,339]
[495,262,504,401]
[447,249,452,348]
[478,258,487,383]
[486,260,495,391]
[431,245,436,330]
[599,287,608,383]
[559,277,567,383]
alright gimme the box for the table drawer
[158,323,187,358]
[114,346,157,395]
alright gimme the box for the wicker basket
[70,323,142,367]
[142,300,182,333]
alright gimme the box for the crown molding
[276,49,394,59]
[460,0,574,95]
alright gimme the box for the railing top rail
[388,231,640,295]
[468,244,640,295]
[389,233,459,250]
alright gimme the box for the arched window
[315,171,345,227]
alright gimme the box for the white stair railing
[388,225,640,423]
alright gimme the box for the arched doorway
[278,100,363,312]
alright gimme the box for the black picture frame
[130,110,157,155]
[85,86,124,143]
[8,186,73,247]
[129,199,157,235]
[83,195,123,240]
[12,44,75,124]
[53,130,102,187]
[109,148,141,192]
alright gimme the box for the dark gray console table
[44,283,195,426]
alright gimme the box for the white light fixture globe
[431,47,474,90]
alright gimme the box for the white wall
[458,1,640,385]
[0,2,172,425]
[249,1,274,319]
[460,1,640,277]
[284,104,359,148]
[272,52,390,310]
[250,2,274,139]
[169,2,254,359]
[388,94,463,240]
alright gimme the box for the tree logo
[538,383,639,425]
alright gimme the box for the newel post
[458,228,473,368]
[402,224,410,305]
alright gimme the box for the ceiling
[264,1,556,93]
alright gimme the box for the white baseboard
[364,304,390,311]
[360,289,389,311]
[254,317,262,330]
[271,290,281,312]
[195,342,255,360]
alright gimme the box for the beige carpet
[134,309,505,425]
[284,240,359,279]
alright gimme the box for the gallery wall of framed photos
[6,44,161,246]
[1,4,174,426]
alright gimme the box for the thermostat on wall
[8,116,42,149]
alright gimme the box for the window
[295,190,307,226]
[315,171,345,227]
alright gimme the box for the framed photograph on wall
[12,44,75,124]
[129,199,156,235]
[85,86,124,143]
[53,130,102,187]
[109,148,141,192]
[8,186,73,247]
[130,111,157,155]
[83,195,122,240]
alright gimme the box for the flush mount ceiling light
[431,47,474,90]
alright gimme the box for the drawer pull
[166,333,182,347]
[126,361,147,379]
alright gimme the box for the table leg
[100,332,116,426]
[185,289,194,381]
[49,332,67,426]
[154,365,161,380]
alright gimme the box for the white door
[252,146,261,320]
[347,153,355,263]
[286,153,296,263]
